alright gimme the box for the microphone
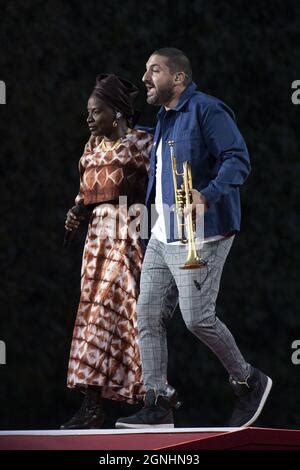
[63,202,88,247]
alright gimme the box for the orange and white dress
[67,129,152,403]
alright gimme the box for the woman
[61,74,152,429]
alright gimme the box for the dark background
[0,0,299,430]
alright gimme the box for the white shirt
[151,139,224,245]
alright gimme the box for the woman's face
[86,94,115,137]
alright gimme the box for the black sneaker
[115,389,177,429]
[228,367,272,427]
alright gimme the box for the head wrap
[92,74,140,127]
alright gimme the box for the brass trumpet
[168,140,207,269]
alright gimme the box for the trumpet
[168,140,207,270]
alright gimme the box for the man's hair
[153,47,192,85]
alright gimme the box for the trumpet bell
[180,255,207,270]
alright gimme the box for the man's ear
[175,72,184,83]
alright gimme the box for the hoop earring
[113,120,118,127]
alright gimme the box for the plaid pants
[136,235,250,392]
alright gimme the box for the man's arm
[134,124,156,134]
[199,102,251,206]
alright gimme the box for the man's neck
[163,86,187,111]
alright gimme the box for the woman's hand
[65,208,81,231]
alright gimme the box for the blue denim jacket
[144,82,250,242]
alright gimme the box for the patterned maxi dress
[67,129,152,403]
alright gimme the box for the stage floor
[0,427,300,450]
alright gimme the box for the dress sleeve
[141,132,153,174]
[73,136,96,205]
[74,158,85,205]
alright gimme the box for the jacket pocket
[174,131,202,165]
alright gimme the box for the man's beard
[147,83,174,106]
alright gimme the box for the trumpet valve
[176,187,186,206]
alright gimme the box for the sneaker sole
[241,376,273,427]
[115,422,174,429]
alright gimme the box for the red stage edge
[0,427,300,450]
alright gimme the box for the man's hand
[182,189,208,221]
[190,189,208,212]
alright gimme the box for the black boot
[115,387,181,429]
[60,386,105,430]
[228,367,272,427]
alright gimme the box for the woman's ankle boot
[60,386,105,429]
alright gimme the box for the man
[116,48,272,429]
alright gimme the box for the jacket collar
[157,81,197,117]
